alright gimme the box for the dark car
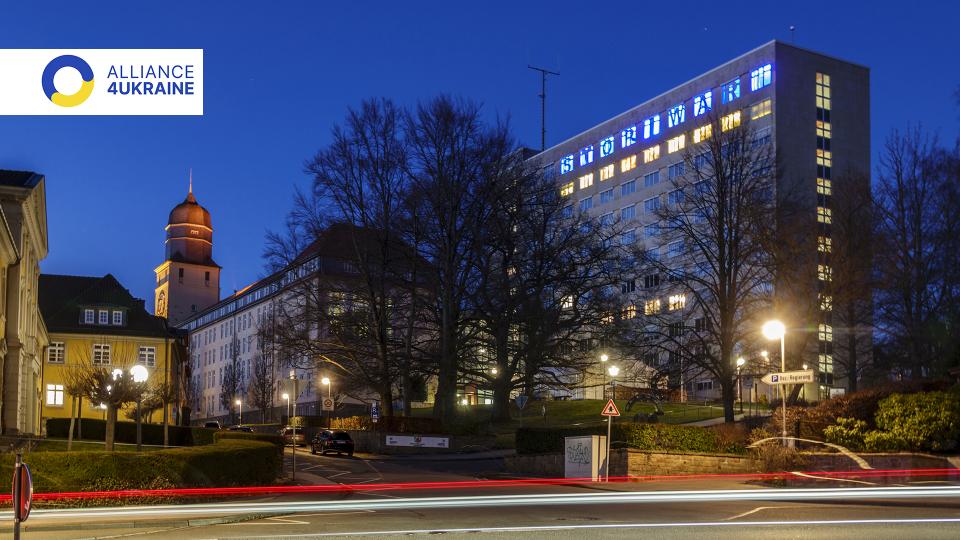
[227,425,254,432]
[203,421,221,429]
[279,426,306,446]
[311,430,354,456]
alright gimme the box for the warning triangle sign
[601,399,620,417]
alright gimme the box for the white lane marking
[791,471,877,485]
[723,505,808,521]
[226,511,374,526]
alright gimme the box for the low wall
[627,450,755,476]
[345,430,496,455]
[804,452,960,472]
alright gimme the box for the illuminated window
[721,111,741,131]
[623,304,637,319]
[47,342,65,364]
[560,182,574,197]
[750,64,772,91]
[621,228,636,245]
[817,206,832,224]
[817,235,832,253]
[600,136,615,158]
[561,295,574,310]
[819,353,834,374]
[579,197,593,211]
[643,196,660,213]
[816,121,832,139]
[750,99,772,120]
[818,324,833,342]
[84,309,94,324]
[721,78,740,103]
[138,346,157,367]
[579,173,594,189]
[669,294,686,311]
[621,154,637,173]
[816,73,831,110]
[643,145,660,163]
[622,126,638,148]
[693,91,712,116]
[819,293,833,311]
[644,299,661,315]
[621,204,636,221]
[668,104,685,128]
[644,170,660,187]
[667,134,685,153]
[602,312,614,325]
[817,264,833,282]
[580,146,594,166]
[643,115,661,139]
[560,155,574,174]
[668,188,684,205]
[621,180,636,197]
[93,343,112,366]
[693,124,712,143]
[668,162,684,179]
[817,177,832,195]
[816,149,832,167]
[600,188,614,204]
[600,164,615,181]
[46,384,64,406]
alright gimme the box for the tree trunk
[847,330,859,394]
[162,399,169,447]
[491,376,512,422]
[105,404,118,451]
[720,377,736,423]
[67,396,77,451]
[401,368,412,417]
[380,385,394,417]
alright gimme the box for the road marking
[723,505,808,521]
[791,471,876,485]
[226,511,374,526]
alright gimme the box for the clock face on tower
[157,290,167,318]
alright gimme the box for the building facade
[38,274,179,427]
[530,41,870,401]
[0,170,50,436]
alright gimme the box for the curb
[23,511,279,535]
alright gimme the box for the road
[5,449,959,539]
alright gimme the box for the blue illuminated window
[668,162,685,179]
[562,204,573,218]
[644,171,660,187]
[722,78,740,104]
[750,64,772,91]
[621,180,636,197]
[643,115,661,139]
[580,146,594,166]
[560,155,574,174]
[579,197,593,211]
[693,91,712,116]
[600,188,614,204]
[600,212,614,226]
[667,104,685,128]
[621,205,636,221]
[621,126,637,148]
[600,136,615,158]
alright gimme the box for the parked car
[227,425,254,432]
[311,430,354,456]
[279,426,306,446]
[204,421,221,429]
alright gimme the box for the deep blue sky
[1,1,957,309]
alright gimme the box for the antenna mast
[528,65,559,151]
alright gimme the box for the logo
[41,55,94,107]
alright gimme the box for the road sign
[371,402,381,423]
[761,369,815,385]
[515,395,529,410]
[600,399,620,417]
[11,457,32,525]
[321,397,335,412]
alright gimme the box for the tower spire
[189,168,193,194]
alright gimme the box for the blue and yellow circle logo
[41,55,94,107]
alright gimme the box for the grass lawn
[33,439,171,452]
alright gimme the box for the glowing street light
[235,399,243,425]
[736,357,746,413]
[130,365,149,451]
[762,319,788,445]
[605,365,620,482]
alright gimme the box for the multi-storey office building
[530,41,870,400]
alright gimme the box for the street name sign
[761,369,815,385]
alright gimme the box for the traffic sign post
[600,399,620,481]
[515,395,528,427]
[761,369,815,385]
[321,397,335,412]
[371,402,381,424]
[11,452,32,540]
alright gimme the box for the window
[579,197,593,211]
[696,380,714,392]
[668,241,683,258]
[753,127,772,147]
[643,273,660,289]
[668,162,685,179]
[750,64,772,91]
[643,145,660,163]
[560,182,574,197]
[819,293,833,311]
[816,73,831,111]
[137,346,157,367]
[645,247,660,262]
[112,310,123,326]
[580,146,594,166]
[621,229,636,245]
[644,299,661,315]
[599,188,614,204]
[644,171,660,187]
[722,78,740,103]
[562,204,573,218]
[721,111,741,131]
[644,196,660,213]
[579,173,594,189]
[816,120,831,139]
[818,264,833,282]
[818,353,834,374]
[621,126,637,148]
[817,177,832,195]
[93,343,111,365]
[643,115,661,139]
[693,153,709,169]
[667,134,685,154]
[751,99,772,120]
[561,295,574,310]
[667,104,685,128]
[644,223,659,238]
[620,180,636,197]
[693,91,712,116]
[668,294,686,311]
[620,205,636,221]
[599,212,614,226]
[46,384,64,406]
[560,155,574,174]
[47,342,65,364]
[600,164,615,181]
[84,309,94,324]
[620,154,637,173]
[818,323,833,342]
[98,310,109,325]
[818,235,832,253]
[623,304,637,319]
[817,206,832,224]
[668,188,684,205]
[693,124,712,143]
[600,136,615,158]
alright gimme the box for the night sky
[1,1,956,309]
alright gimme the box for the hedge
[330,415,445,434]
[825,391,960,452]
[214,430,285,447]
[46,418,216,446]
[0,439,281,494]
[516,423,744,455]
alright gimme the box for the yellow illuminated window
[750,99,772,120]
[644,299,661,315]
[600,164,615,181]
[816,120,832,138]
[579,173,594,189]
[817,235,832,253]
[817,177,832,195]
[560,182,574,197]
[819,353,834,373]
[621,155,637,173]
[721,111,741,131]
[818,323,833,342]
[819,293,833,311]
[667,134,685,154]
[818,264,833,282]
[643,145,660,163]
[561,295,574,310]
[693,125,712,143]
[816,73,831,110]
[623,304,637,319]
[816,149,832,167]
[817,206,832,224]
[668,294,686,311]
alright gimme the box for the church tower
[154,175,220,326]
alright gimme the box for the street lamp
[282,392,290,421]
[600,353,610,400]
[762,319,788,445]
[130,364,149,452]
[321,377,331,425]
[605,365,620,482]
[736,357,746,414]
[235,399,242,425]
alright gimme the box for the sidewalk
[357,448,514,462]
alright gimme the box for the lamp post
[762,319,787,446]
[282,392,290,421]
[736,357,746,414]
[600,353,609,400]
[605,365,619,482]
[321,377,331,426]
[235,399,242,425]
[130,365,149,452]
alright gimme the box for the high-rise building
[530,41,870,400]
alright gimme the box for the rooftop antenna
[528,65,560,151]
[789,25,796,44]
[189,167,193,194]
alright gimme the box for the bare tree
[249,322,278,423]
[219,333,245,424]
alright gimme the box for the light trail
[2,485,958,522]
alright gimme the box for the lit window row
[816,149,832,167]
[668,294,686,311]
[817,206,832,223]
[817,264,833,282]
[600,136,615,158]
[693,91,712,116]
[817,235,832,253]
[644,299,661,315]
[667,134,685,154]
[668,104,685,128]
[751,99,772,120]
[623,304,637,319]
[600,164,615,181]
[643,145,660,163]
[693,124,712,143]
[815,72,831,110]
[621,154,637,173]
[560,182,574,197]
[819,293,833,311]
[579,173,594,189]
[817,177,832,195]
[644,115,661,139]
[750,64,772,91]
[580,145,594,166]
[818,353,834,373]
[816,120,832,139]
[721,110,741,131]
[818,323,833,342]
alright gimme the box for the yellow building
[38,274,179,426]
